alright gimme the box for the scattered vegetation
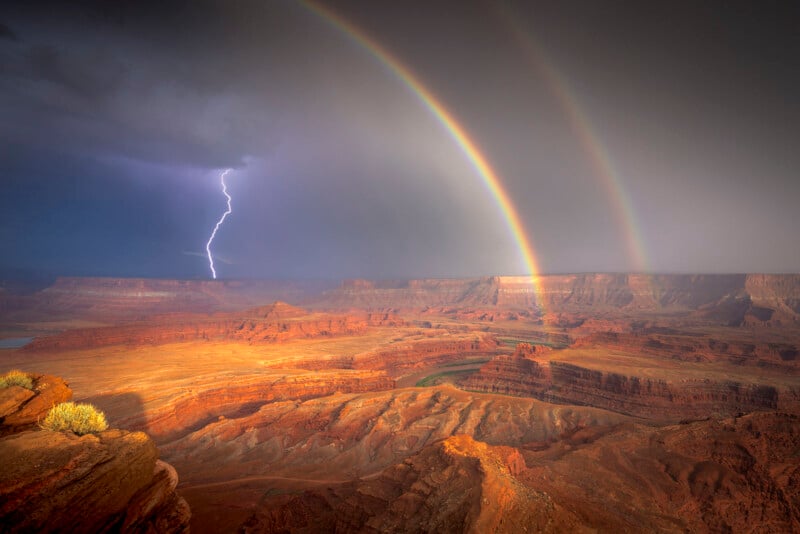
[0,369,34,390]
[41,402,108,435]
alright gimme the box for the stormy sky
[1,0,798,279]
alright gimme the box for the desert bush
[42,402,108,435]
[0,369,33,390]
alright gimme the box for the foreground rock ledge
[0,374,72,434]
[0,428,191,533]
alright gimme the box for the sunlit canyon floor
[1,274,799,532]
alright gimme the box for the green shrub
[41,402,108,435]
[0,369,33,390]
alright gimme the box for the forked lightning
[206,169,233,279]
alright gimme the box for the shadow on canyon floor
[82,391,148,435]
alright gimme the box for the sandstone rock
[0,374,72,433]
[313,274,800,324]
[22,304,396,352]
[351,333,500,375]
[242,412,800,533]
[0,385,35,418]
[121,460,191,533]
[0,429,189,533]
[139,370,396,442]
[519,412,800,532]
[463,352,791,422]
[242,435,586,533]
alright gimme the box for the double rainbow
[300,1,545,308]
[496,5,649,272]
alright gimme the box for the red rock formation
[544,362,784,419]
[243,435,582,533]
[463,349,794,421]
[22,303,402,352]
[520,412,800,532]
[163,386,626,489]
[337,434,567,533]
[5,274,800,325]
[240,412,800,533]
[315,274,800,324]
[0,429,190,533]
[0,374,72,434]
[112,371,396,443]
[460,343,550,397]
[5,274,800,533]
[0,373,190,533]
[351,332,501,374]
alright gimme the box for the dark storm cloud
[0,22,17,41]
[4,1,379,171]
[1,0,799,278]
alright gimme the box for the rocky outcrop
[544,362,782,419]
[242,435,583,533]
[172,385,625,530]
[460,343,550,397]
[240,412,800,533]
[115,371,396,443]
[521,412,800,532]
[0,374,72,434]
[335,434,573,533]
[351,332,501,375]
[163,386,626,489]
[463,348,794,421]
[0,429,190,533]
[0,373,190,533]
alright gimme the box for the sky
[1,0,798,280]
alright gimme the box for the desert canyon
[1,273,799,532]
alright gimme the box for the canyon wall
[314,274,800,322]
[22,302,402,352]
[462,345,798,421]
[4,274,800,325]
[103,371,396,443]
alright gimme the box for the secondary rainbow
[497,7,649,272]
[299,1,545,306]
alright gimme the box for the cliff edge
[0,373,191,533]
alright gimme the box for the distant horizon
[3,270,800,285]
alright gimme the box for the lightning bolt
[206,168,233,279]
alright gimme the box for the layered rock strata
[23,302,401,352]
[0,374,190,533]
[0,373,72,435]
[0,429,190,533]
[462,344,796,421]
[240,412,800,533]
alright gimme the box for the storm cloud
[1,0,798,279]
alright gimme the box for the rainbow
[497,7,649,272]
[299,1,545,307]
